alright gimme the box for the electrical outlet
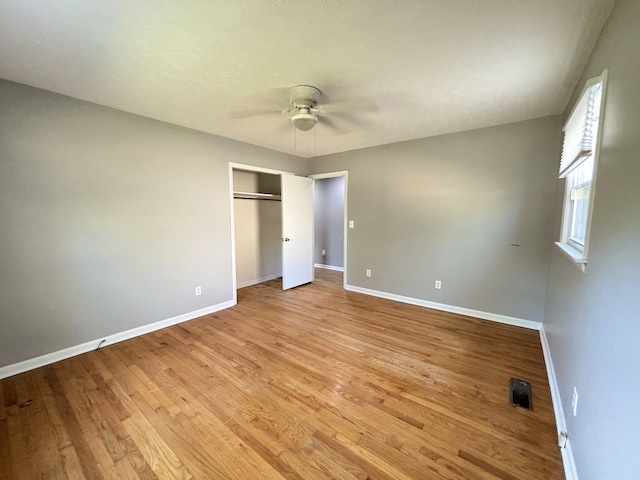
[435,280,442,289]
[195,286,202,296]
[558,431,568,448]
[322,249,326,255]
[366,269,371,277]
[572,387,579,416]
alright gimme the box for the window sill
[555,242,587,273]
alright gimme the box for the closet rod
[233,191,282,201]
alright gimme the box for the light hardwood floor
[0,269,563,479]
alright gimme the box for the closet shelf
[233,191,282,201]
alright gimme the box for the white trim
[309,171,349,289]
[237,274,282,288]
[229,164,238,304]
[540,326,579,480]
[581,69,607,265]
[555,242,587,273]
[314,263,344,272]
[0,300,235,380]
[344,284,541,330]
[308,171,349,180]
[228,162,295,176]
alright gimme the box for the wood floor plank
[44,366,107,480]
[0,269,564,479]
[55,358,144,480]
[6,376,37,480]
[38,370,86,480]
[0,412,14,479]
[20,372,68,480]
[119,391,194,480]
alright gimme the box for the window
[556,70,607,272]
[567,155,593,248]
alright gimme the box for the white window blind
[559,81,602,178]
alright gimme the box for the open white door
[281,175,314,290]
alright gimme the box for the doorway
[310,171,348,288]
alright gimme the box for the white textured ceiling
[0,1,615,158]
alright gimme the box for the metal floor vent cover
[510,377,533,410]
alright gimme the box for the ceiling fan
[288,85,322,131]
[233,85,379,134]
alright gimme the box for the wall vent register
[509,377,533,410]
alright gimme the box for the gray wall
[314,176,345,268]
[233,170,282,287]
[543,0,640,478]
[309,116,562,322]
[0,80,305,367]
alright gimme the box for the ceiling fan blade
[320,116,351,135]
[318,96,379,115]
[229,108,282,119]
[332,110,374,127]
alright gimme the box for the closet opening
[232,169,283,290]
[229,163,315,304]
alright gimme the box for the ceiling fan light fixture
[291,111,318,131]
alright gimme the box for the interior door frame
[308,171,349,289]
[228,162,294,305]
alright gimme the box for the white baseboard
[344,284,541,330]
[237,274,282,289]
[314,263,344,272]
[0,299,236,380]
[540,326,578,480]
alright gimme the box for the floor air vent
[510,377,532,410]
